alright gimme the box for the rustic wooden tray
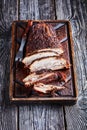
[10,20,78,104]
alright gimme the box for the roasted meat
[26,23,60,53]
[33,83,65,94]
[23,71,66,87]
[22,47,64,66]
[17,22,71,97]
[29,57,70,72]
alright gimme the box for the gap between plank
[54,0,57,20]
[17,0,20,20]
[17,1,20,130]
[63,106,67,130]
[17,106,20,130]
[54,1,66,129]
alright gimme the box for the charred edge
[26,47,63,57]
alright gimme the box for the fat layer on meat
[22,48,64,66]
[33,83,65,94]
[29,57,70,72]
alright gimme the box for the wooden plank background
[0,0,87,130]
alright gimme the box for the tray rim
[9,20,78,104]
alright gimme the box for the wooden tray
[10,20,78,104]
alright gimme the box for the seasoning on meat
[26,23,60,53]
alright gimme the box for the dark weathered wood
[0,0,18,129]
[55,0,87,129]
[38,0,55,20]
[0,106,18,130]
[19,105,65,130]
[19,0,65,130]
[20,0,39,20]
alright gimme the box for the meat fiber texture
[23,48,64,66]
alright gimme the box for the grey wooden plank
[38,0,55,20]
[20,0,39,20]
[55,0,87,130]
[0,0,18,129]
[19,104,65,130]
[19,0,65,130]
[0,106,18,130]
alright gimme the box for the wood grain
[0,106,18,130]
[20,0,39,20]
[19,0,65,130]
[0,0,18,129]
[38,0,55,20]
[55,0,87,129]
[19,104,65,130]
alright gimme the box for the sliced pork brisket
[29,57,70,73]
[23,71,67,87]
[33,83,65,94]
[21,22,71,97]
[22,48,64,66]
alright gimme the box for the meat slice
[33,83,65,94]
[27,47,64,56]
[29,57,70,72]
[22,48,64,66]
[23,71,66,87]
